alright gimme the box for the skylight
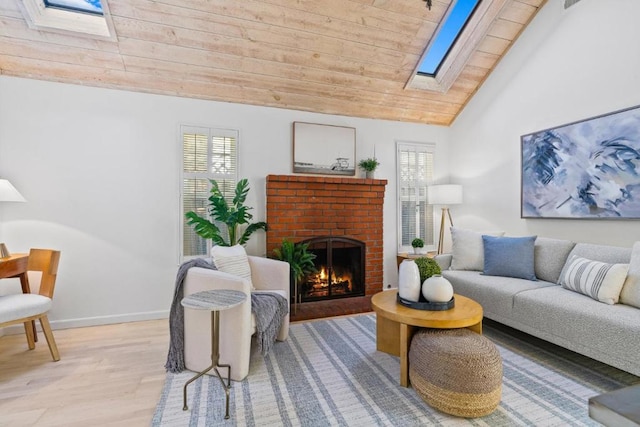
[417,0,481,76]
[43,0,103,16]
[19,0,114,39]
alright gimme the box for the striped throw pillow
[559,255,629,304]
[211,244,253,289]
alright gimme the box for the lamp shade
[0,179,26,202]
[428,184,462,205]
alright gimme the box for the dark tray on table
[397,293,455,311]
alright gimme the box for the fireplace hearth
[299,236,365,302]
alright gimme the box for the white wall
[450,0,640,247]
[0,76,448,327]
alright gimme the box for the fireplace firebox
[298,236,365,303]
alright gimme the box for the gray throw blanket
[251,291,289,356]
[165,258,216,373]
[165,259,289,373]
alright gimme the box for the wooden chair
[0,249,61,361]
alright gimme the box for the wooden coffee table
[371,289,483,387]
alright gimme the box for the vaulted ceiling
[0,0,546,125]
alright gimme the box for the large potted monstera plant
[185,178,267,246]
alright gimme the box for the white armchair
[183,256,290,381]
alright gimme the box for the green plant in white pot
[358,157,380,179]
[411,238,425,254]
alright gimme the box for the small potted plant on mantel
[411,238,425,255]
[358,157,380,179]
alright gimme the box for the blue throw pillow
[482,235,537,281]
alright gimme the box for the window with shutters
[397,142,435,253]
[181,125,238,259]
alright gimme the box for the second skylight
[418,0,481,76]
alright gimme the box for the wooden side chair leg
[33,320,38,343]
[23,321,36,350]
[39,316,60,361]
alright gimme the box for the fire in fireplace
[298,236,365,302]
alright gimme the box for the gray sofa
[435,237,640,376]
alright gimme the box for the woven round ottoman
[409,328,502,418]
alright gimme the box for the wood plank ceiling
[0,0,546,125]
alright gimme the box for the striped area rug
[152,314,638,426]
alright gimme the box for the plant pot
[366,170,375,179]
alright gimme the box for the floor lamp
[0,178,27,258]
[428,184,463,255]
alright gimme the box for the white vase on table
[398,259,421,302]
[422,274,454,303]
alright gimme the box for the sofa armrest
[435,254,452,270]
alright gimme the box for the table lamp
[428,184,463,255]
[0,178,26,257]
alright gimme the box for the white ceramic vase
[422,274,454,303]
[398,259,421,302]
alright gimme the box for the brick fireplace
[266,174,387,321]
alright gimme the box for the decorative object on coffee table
[398,259,421,302]
[409,328,502,418]
[396,293,454,311]
[414,256,440,283]
[422,274,454,303]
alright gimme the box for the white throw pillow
[211,244,253,289]
[559,255,629,305]
[450,227,505,271]
[620,241,640,308]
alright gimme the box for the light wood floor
[0,319,169,427]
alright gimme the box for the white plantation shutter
[397,142,435,252]
[181,126,238,259]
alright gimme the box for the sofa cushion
[512,286,640,374]
[442,270,555,321]
[482,235,536,280]
[558,255,629,305]
[561,242,631,266]
[211,244,254,289]
[620,241,640,308]
[534,237,576,283]
[450,227,504,271]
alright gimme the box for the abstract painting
[521,105,640,219]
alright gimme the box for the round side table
[181,289,246,419]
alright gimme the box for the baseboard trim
[0,310,170,336]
